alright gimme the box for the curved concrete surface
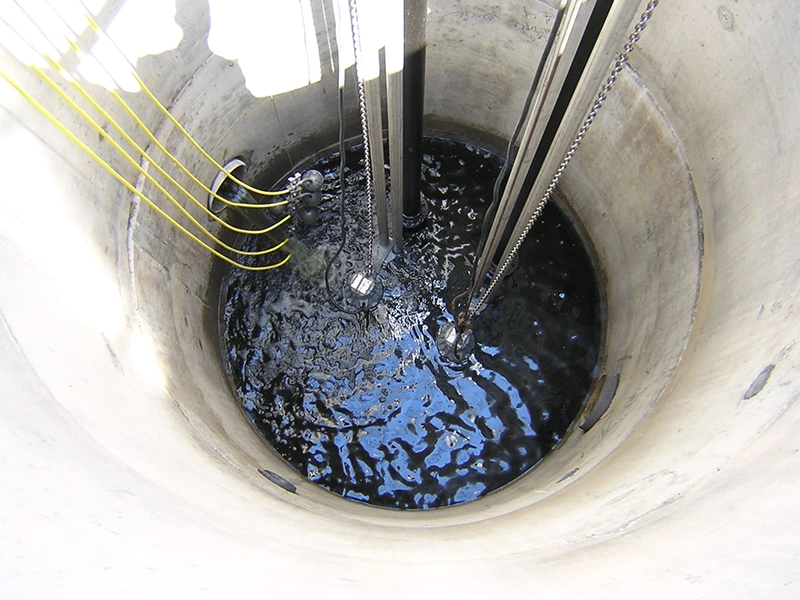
[1,0,799,597]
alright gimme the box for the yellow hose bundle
[0,2,296,271]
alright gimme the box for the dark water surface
[221,138,602,509]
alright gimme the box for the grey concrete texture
[0,0,799,597]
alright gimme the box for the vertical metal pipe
[488,0,615,272]
[471,0,578,297]
[473,0,650,313]
[402,0,426,224]
[364,76,389,245]
[386,66,405,251]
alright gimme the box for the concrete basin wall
[1,0,798,597]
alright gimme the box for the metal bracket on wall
[580,372,619,432]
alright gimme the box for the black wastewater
[221,138,602,510]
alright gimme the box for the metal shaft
[365,76,389,246]
[387,65,405,252]
[470,0,661,317]
[469,0,576,301]
[402,0,426,222]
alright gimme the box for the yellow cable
[29,63,286,259]
[24,0,287,212]
[84,11,291,199]
[57,45,286,212]
[0,68,291,272]
[109,87,288,210]
[41,54,288,235]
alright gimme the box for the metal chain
[468,0,659,318]
[347,0,376,273]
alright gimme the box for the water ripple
[222,139,601,509]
